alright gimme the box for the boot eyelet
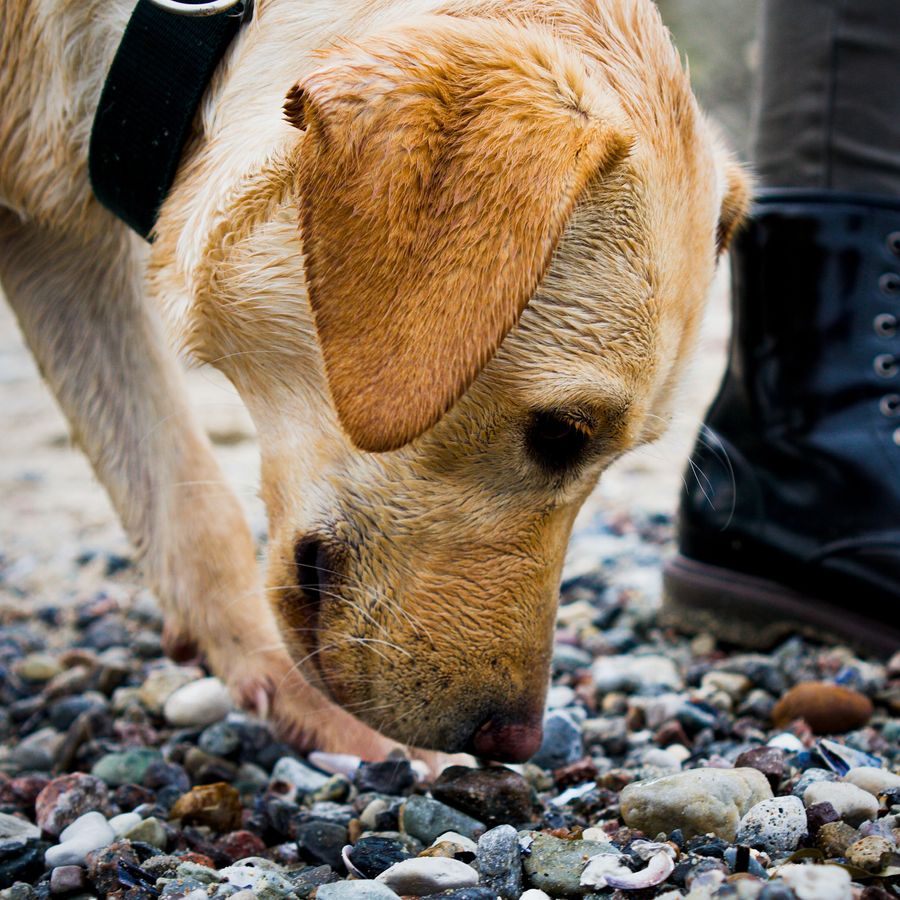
[874,313,898,337]
[879,272,900,295]
[880,394,900,416]
[888,232,900,257]
[874,354,899,377]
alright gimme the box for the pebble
[15,653,62,683]
[529,712,583,770]
[346,836,412,878]
[734,747,787,789]
[269,756,330,798]
[375,858,479,894]
[138,666,205,714]
[108,811,142,836]
[170,783,243,832]
[476,825,522,900]
[123,815,167,848]
[44,811,114,867]
[90,748,162,787]
[816,821,861,857]
[620,767,773,840]
[163,677,232,727]
[400,796,484,845]
[431,766,534,827]
[592,654,682,692]
[48,865,86,894]
[521,833,619,896]
[843,766,900,796]
[846,835,894,872]
[775,863,851,900]
[802,781,879,825]
[772,682,873,733]
[0,815,38,841]
[734,796,807,854]
[317,883,401,900]
[356,761,415,796]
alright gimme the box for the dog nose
[469,715,544,763]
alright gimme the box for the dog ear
[716,161,751,256]
[288,17,632,452]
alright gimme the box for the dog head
[156,7,748,760]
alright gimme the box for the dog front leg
[0,213,403,757]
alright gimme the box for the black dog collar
[89,0,252,240]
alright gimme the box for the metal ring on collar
[146,0,245,16]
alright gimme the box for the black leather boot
[662,190,900,657]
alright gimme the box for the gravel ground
[0,506,899,900]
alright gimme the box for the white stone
[108,812,142,837]
[430,832,478,853]
[667,744,692,764]
[307,751,361,777]
[776,863,851,900]
[519,891,552,900]
[376,858,479,894]
[803,781,879,826]
[0,812,39,840]
[163,676,232,727]
[546,685,576,709]
[768,733,805,752]
[138,665,204,713]
[45,811,114,867]
[269,756,330,796]
[593,655,682,693]
[844,766,900,797]
[642,748,682,770]
[735,796,807,854]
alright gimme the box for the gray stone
[529,712,583,770]
[376,858,479,894]
[802,781,879,826]
[477,825,521,900]
[0,815,38,841]
[400,796,484,845]
[791,768,838,799]
[620,767,773,841]
[521,833,619,897]
[317,882,400,900]
[735,796,807,854]
[269,757,329,798]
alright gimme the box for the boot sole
[661,554,900,658]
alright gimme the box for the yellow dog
[0,0,747,762]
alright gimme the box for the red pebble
[35,772,111,836]
[215,829,267,863]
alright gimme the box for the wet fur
[0,0,748,757]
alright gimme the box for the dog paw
[223,646,403,760]
[161,621,202,664]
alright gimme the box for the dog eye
[526,411,593,473]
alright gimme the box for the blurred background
[0,0,762,602]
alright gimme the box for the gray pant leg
[755,0,900,195]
